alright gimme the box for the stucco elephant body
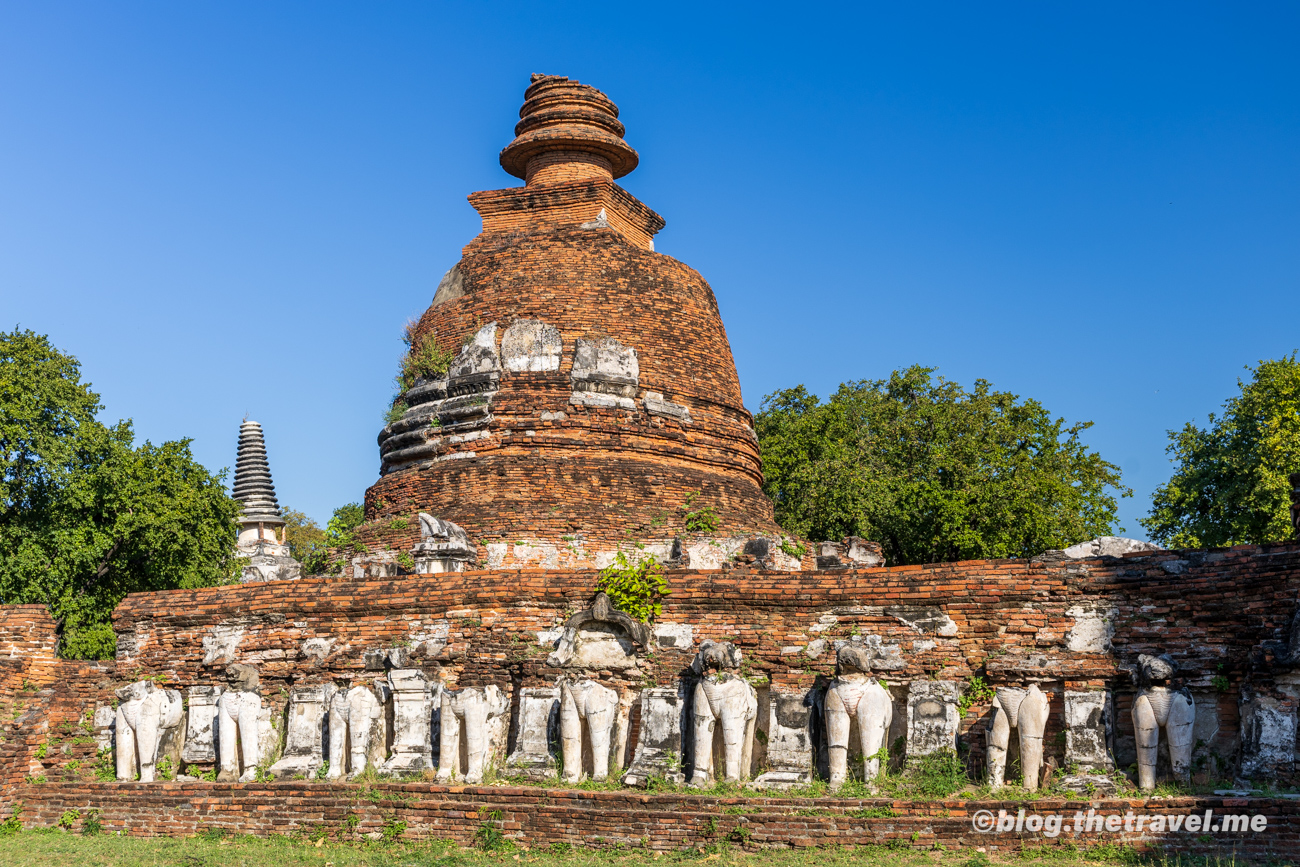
[558,677,620,783]
[689,640,758,787]
[115,681,183,782]
[987,683,1049,790]
[328,684,383,780]
[1132,654,1195,791]
[217,664,262,782]
[825,645,893,790]
[437,685,509,784]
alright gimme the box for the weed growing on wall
[596,552,669,623]
[681,491,719,534]
[398,320,455,391]
[957,676,995,714]
[94,748,114,781]
[0,804,22,837]
[383,401,408,426]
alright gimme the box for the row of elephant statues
[108,644,1193,792]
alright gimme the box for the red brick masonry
[10,782,1299,861]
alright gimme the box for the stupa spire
[232,419,284,529]
[231,419,300,582]
[499,74,639,186]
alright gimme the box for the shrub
[958,676,996,713]
[0,804,21,837]
[681,491,719,533]
[474,810,510,851]
[596,552,670,623]
[909,749,968,799]
[383,401,408,426]
[397,320,455,392]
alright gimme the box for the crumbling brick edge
[5,783,1298,860]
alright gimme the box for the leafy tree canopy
[0,328,240,658]
[281,508,326,563]
[1142,354,1300,548]
[289,503,364,575]
[755,366,1129,565]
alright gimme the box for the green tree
[0,329,240,658]
[1142,354,1300,548]
[325,502,364,545]
[292,502,364,575]
[755,366,1129,565]
[281,508,327,563]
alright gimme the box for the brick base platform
[9,782,1299,862]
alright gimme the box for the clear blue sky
[3,3,1298,539]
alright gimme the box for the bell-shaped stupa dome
[362,74,782,571]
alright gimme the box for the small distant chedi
[5,75,1300,860]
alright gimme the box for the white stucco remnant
[382,668,438,774]
[652,622,694,650]
[300,637,333,662]
[270,684,335,779]
[886,606,958,637]
[408,621,450,657]
[623,685,686,787]
[571,337,639,395]
[201,622,246,666]
[507,687,560,779]
[906,681,961,757]
[642,392,692,423]
[181,685,225,764]
[502,319,562,372]
[1063,690,1114,771]
[752,689,814,789]
[1065,606,1118,653]
[1239,693,1298,780]
[431,265,465,306]
[1061,536,1162,558]
[448,323,500,379]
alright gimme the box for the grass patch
[0,831,1210,866]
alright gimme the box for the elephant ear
[726,644,743,669]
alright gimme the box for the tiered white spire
[232,420,284,531]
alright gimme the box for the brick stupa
[359,75,787,572]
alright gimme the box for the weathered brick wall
[10,782,1300,861]
[0,544,1297,849]
[0,605,59,666]
[361,220,781,560]
[467,178,664,249]
[97,543,1300,781]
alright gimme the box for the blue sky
[3,3,1297,538]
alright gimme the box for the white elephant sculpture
[558,677,620,783]
[114,680,183,782]
[824,644,892,790]
[987,683,1049,789]
[1132,654,1195,790]
[689,640,757,787]
[437,684,509,783]
[216,663,262,782]
[328,684,384,780]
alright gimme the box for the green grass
[0,830,1254,867]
